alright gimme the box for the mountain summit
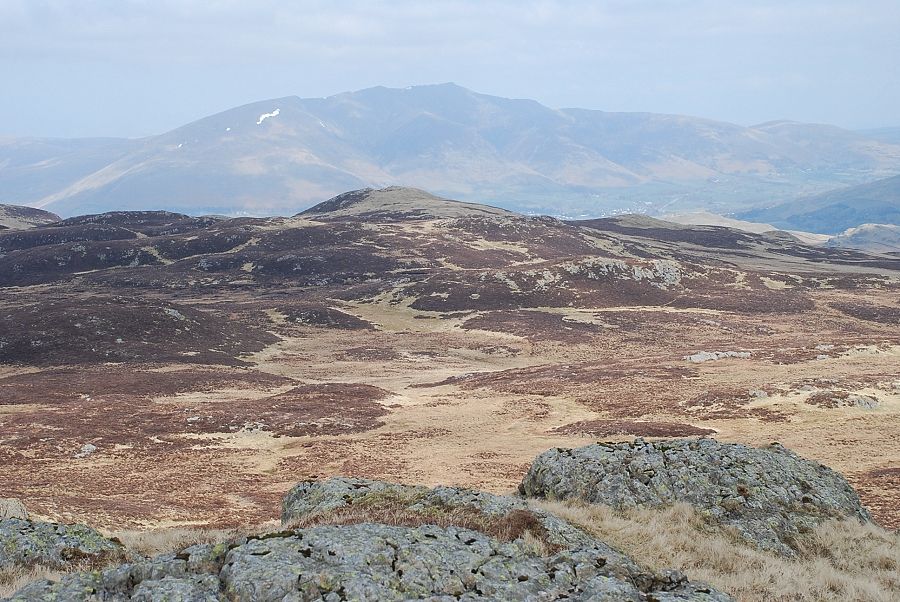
[3,83,900,217]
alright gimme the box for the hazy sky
[2,0,899,138]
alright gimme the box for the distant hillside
[827,223,900,254]
[738,174,900,234]
[3,84,900,217]
[858,127,900,146]
[0,203,60,230]
[299,186,513,221]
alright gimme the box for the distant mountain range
[2,83,900,218]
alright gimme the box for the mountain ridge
[3,83,900,218]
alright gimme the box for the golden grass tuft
[534,500,900,602]
[0,499,28,520]
[1,566,72,598]
[107,525,253,558]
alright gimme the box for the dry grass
[535,500,900,602]
[0,499,28,520]
[107,525,257,558]
[283,500,556,555]
[0,566,73,598]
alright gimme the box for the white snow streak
[256,109,280,125]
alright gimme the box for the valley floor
[1,286,898,532]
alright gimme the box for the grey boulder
[520,438,872,556]
[0,517,123,573]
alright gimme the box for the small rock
[74,443,97,458]
[846,394,879,409]
[684,351,751,363]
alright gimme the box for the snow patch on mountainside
[257,109,280,125]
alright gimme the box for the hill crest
[299,186,515,220]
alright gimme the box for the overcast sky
[2,0,898,138]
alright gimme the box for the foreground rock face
[9,524,730,601]
[520,438,872,556]
[0,518,123,572]
[7,478,731,600]
[277,477,729,600]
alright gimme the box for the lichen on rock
[0,517,123,573]
[8,525,731,601]
[520,438,872,556]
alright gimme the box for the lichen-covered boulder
[520,438,872,556]
[0,518,123,572]
[8,525,732,601]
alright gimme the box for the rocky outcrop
[277,477,729,600]
[7,478,732,600]
[9,524,730,601]
[0,518,123,572]
[520,438,872,556]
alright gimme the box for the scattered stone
[806,390,880,410]
[520,438,872,557]
[684,351,751,363]
[0,499,28,520]
[0,518,123,573]
[8,525,731,601]
[74,443,97,458]
[552,419,716,438]
[815,344,835,351]
[748,389,768,399]
[846,394,879,409]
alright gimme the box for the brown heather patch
[337,346,401,361]
[231,383,391,437]
[829,302,900,325]
[552,419,716,438]
[680,389,789,422]
[462,310,605,343]
[852,468,900,530]
[804,390,852,409]
[0,366,293,405]
[671,289,815,314]
[0,382,392,457]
